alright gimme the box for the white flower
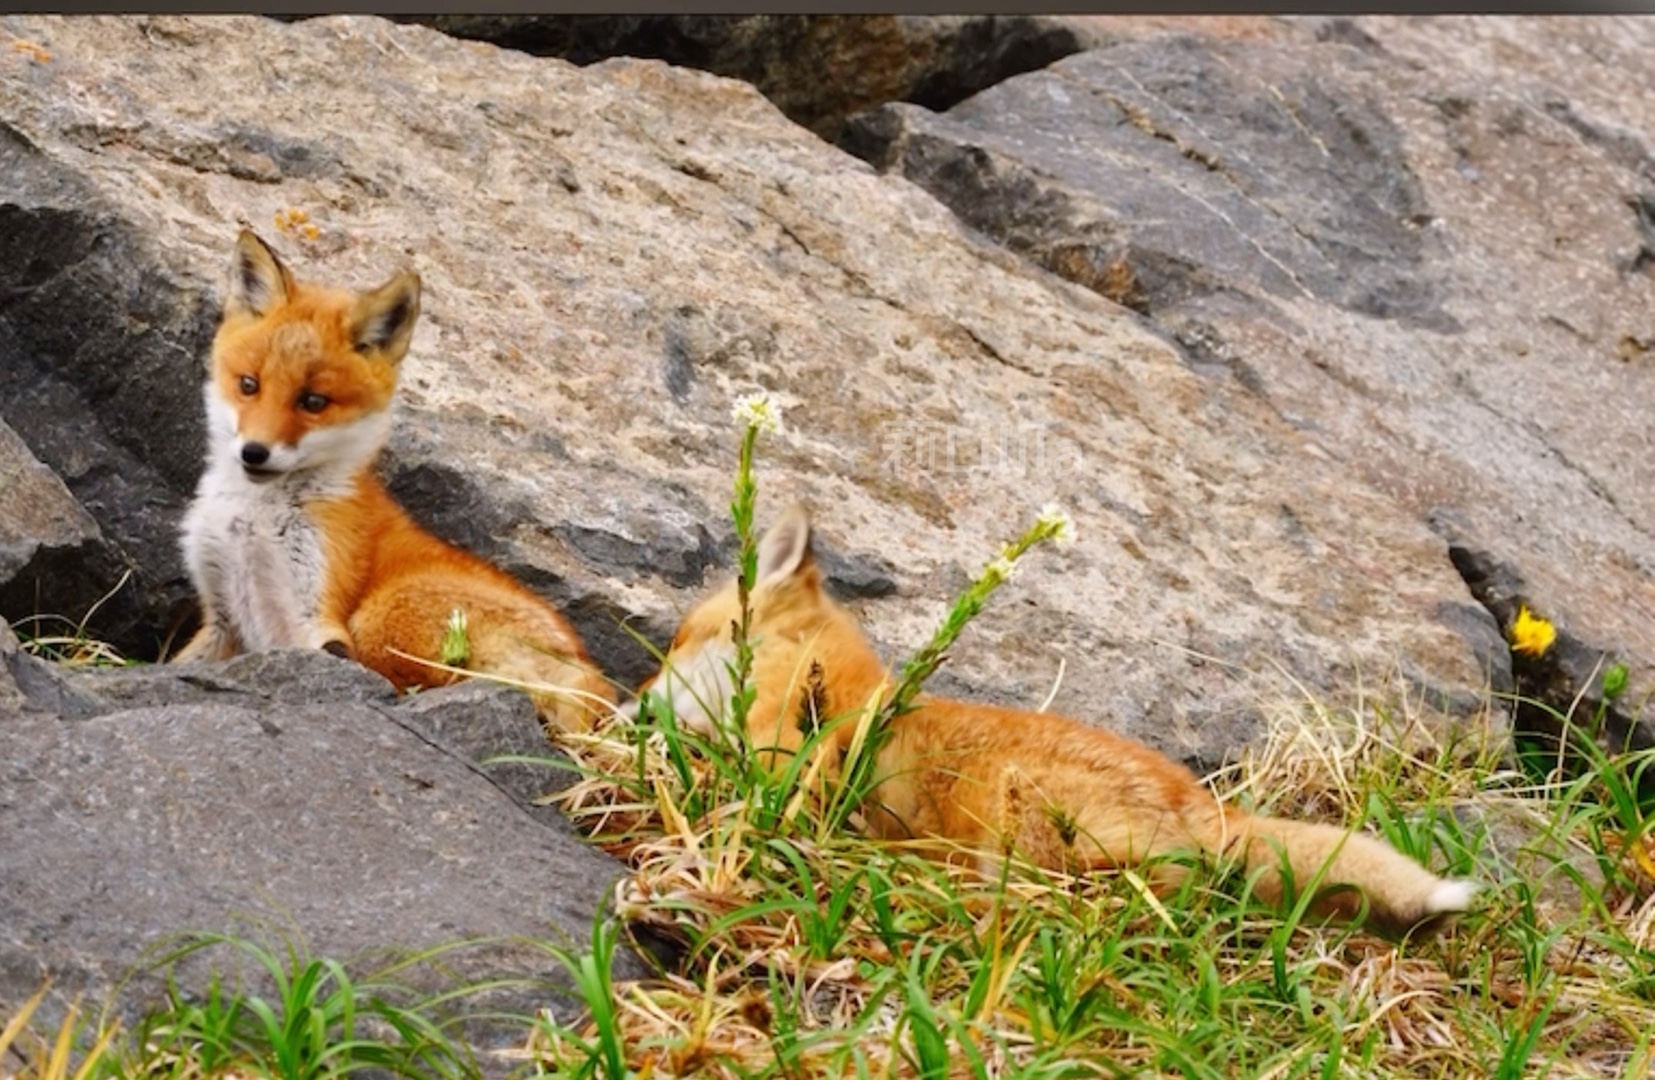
[439,607,471,667]
[980,555,1019,586]
[1038,503,1076,548]
[732,391,783,435]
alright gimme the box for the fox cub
[174,230,612,731]
[639,505,1476,934]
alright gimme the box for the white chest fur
[179,461,328,652]
[181,384,389,654]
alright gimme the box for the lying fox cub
[174,230,611,731]
[638,505,1476,934]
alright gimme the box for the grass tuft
[10,569,136,667]
[120,932,488,1080]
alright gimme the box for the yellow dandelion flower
[1510,605,1556,659]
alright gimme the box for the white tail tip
[1425,878,1479,916]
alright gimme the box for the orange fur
[640,506,1476,934]
[174,231,611,732]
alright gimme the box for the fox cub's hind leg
[348,570,614,734]
[467,619,615,734]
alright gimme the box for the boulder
[0,417,136,656]
[0,111,215,659]
[843,16,1655,741]
[0,647,644,1044]
[0,620,26,712]
[0,14,1503,770]
[390,15,1102,143]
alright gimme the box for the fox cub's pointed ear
[226,230,294,318]
[757,504,815,588]
[349,272,421,362]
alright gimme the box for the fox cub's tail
[1194,808,1477,934]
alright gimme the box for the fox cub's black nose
[241,442,271,467]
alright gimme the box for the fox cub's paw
[308,624,355,660]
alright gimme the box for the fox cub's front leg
[172,617,238,663]
[307,618,356,660]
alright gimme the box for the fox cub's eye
[297,392,330,415]
[238,375,258,396]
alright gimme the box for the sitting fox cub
[640,506,1476,933]
[174,230,611,731]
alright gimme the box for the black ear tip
[232,230,281,276]
[386,299,412,335]
[351,277,422,354]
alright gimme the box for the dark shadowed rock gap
[1442,531,1653,787]
[0,128,215,657]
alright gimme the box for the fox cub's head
[639,505,846,732]
[206,230,420,483]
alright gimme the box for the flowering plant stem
[721,391,782,757]
[836,507,1075,813]
[725,419,763,751]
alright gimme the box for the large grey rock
[61,644,401,712]
[1,648,642,1044]
[0,14,1502,771]
[843,17,1655,737]
[393,15,1102,143]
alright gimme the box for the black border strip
[14,5,1655,18]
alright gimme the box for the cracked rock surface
[391,15,1101,144]
[0,15,1499,770]
[844,15,1655,724]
